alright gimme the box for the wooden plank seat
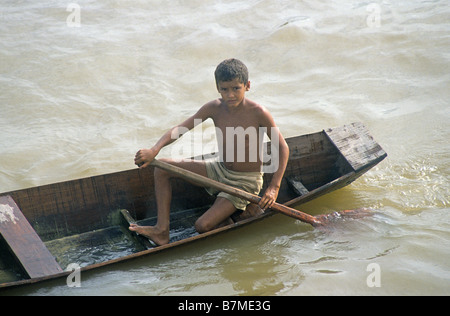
[286,178,310,196]
[120,209,155,250]
[0,195,63,278]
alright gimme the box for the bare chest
[212,110,260,133]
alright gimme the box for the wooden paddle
[150,159,325,226]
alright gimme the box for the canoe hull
[0,122,386,289]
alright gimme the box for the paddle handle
[150,159,322,226]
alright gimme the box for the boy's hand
[259,185,279,211]
[134,148,158,169]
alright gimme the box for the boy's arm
[257,107,290,211]
[135,102,215,168]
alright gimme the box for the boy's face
[217,78,250,108]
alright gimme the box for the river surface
[0,0,449,295]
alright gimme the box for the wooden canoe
[0,122,386,289]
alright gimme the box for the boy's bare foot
[129,224,170,246]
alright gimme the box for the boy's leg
[153,158,208,228]
[195,197,237,233]
[129,158,208,246]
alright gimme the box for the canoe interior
[0,122,386,287]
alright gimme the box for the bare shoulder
[196,99,222,117]
[204,99,222,108]
[245,98,268,113]
[245,99,276,125]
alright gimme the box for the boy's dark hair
[214,59,249,88]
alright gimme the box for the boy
[131,58,289,246]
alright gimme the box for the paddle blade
[313,208,374,225]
